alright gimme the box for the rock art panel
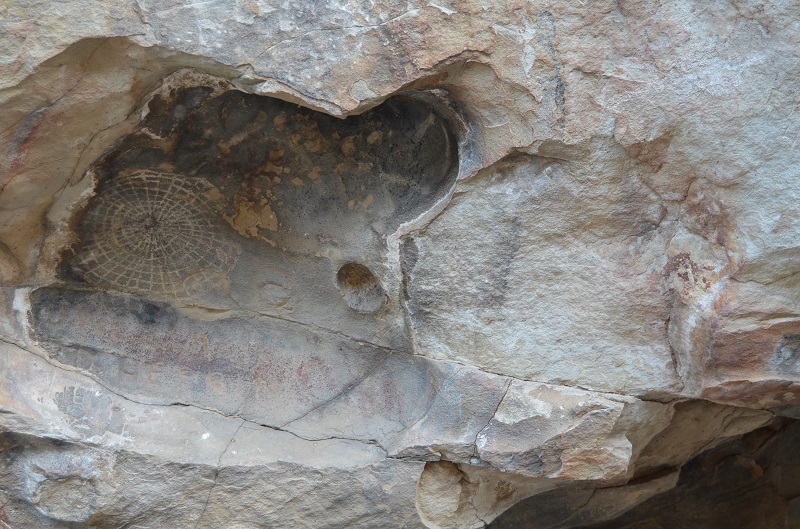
[26,80,461,445]
[70,171,241,299]
[49,78,460,351]
[1,1,799,527]
[20,75,667,490]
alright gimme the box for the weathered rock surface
[0,0,798,527]
[492,419,800,529]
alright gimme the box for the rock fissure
[278,356,389,430]
[472,379,512,460]
[238,306,672,403]
[0,337,389,451]
[194,420,244,529]
[1,7,798,527]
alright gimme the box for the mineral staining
[35,83,460,428]
[89,86,458,255]
[60,86,458,310]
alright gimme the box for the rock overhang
[0,4,799,527]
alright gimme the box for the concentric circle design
[72,171,240,298]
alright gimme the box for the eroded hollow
[336,262,387,313]
[30,72,461,430]
[58,77,460,307]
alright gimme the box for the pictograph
[71,170,240,298]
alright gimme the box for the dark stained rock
[489,419,800,529]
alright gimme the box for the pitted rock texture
[1,1,799,528]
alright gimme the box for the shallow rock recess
[0,1,799,527]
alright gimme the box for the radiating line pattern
[72,170,240,298]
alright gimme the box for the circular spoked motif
[72,171,240,298]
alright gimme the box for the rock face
[0,1,798,527]
[490,419,800,529]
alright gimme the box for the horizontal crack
[0,337,388,453]
[201,303,663,403]
[8,289,674,410]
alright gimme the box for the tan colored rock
[0,0,798,527]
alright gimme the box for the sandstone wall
[0,1,798,527]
